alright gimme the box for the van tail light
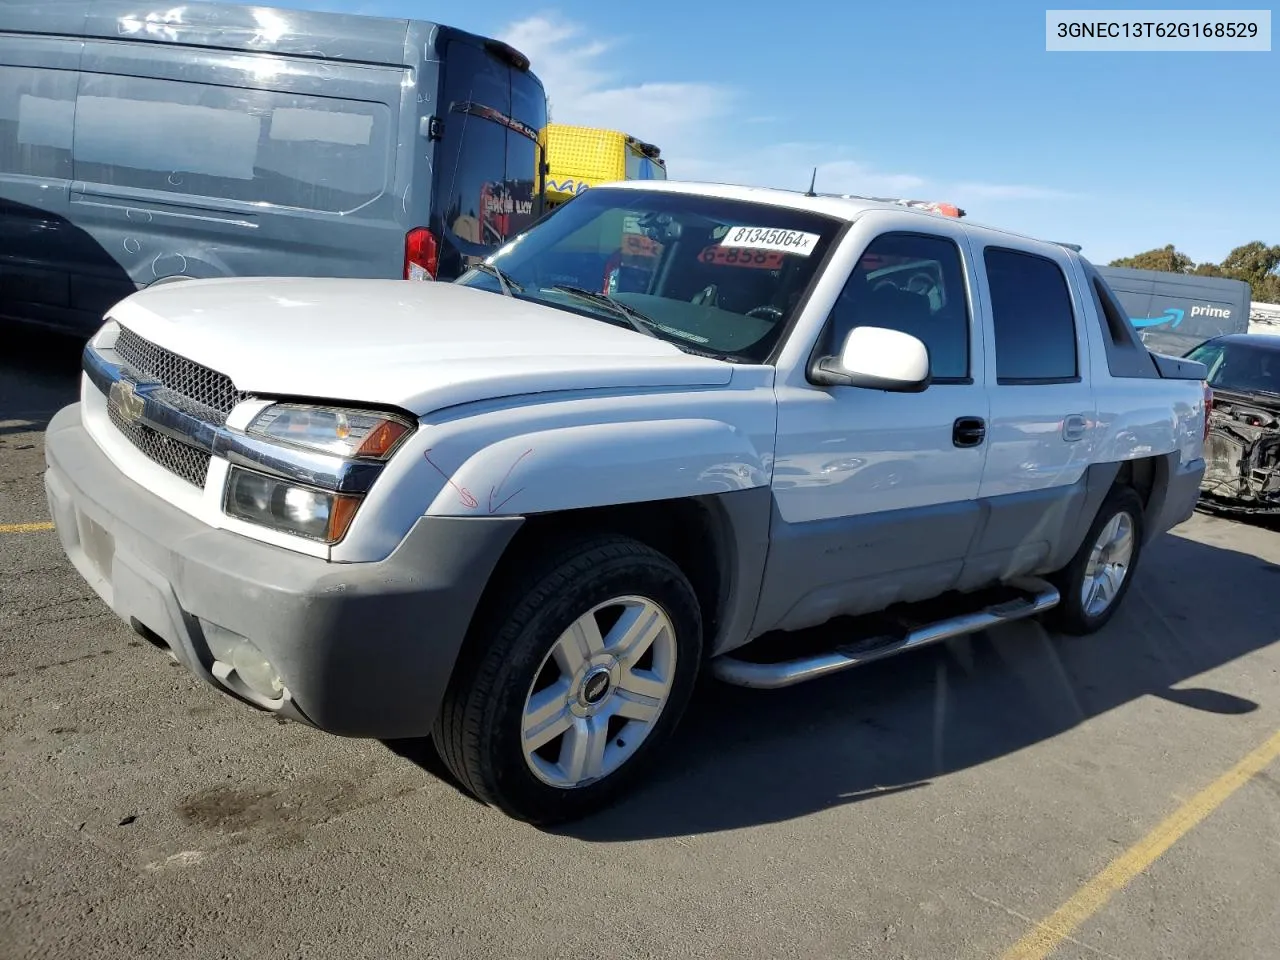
[1203,382,1214,442]
[404,228,439,280]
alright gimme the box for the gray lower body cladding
[43,404,521,739]
[749,454,1205,637]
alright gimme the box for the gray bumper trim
[44,403,522,739]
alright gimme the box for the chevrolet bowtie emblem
[110,379,146,425]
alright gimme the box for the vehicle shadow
[1,196,136,337]
[1198,504,1280,535]
[390,527,1277,840]
[1,197,132,428]
[0,322,86,433]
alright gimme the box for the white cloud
[952,182,1080,202]
[499,16,733,148]
[500,13,1076,213]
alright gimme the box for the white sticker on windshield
[719,226,820,256]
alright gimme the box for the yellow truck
[541,124,667,208]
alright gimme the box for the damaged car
[1185,333,1280,515]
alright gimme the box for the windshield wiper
[470,261,522,297]
[548,284,659,338]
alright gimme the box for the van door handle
[1062,414,1088,441]
[952,416,986,448]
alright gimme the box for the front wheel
[432,534,703,825]
[1046,485,1146,635]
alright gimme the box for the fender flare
[424,418,770,517]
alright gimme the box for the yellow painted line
[1001,728,1280,960]
[0,522,54,534]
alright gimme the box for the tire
[432,534,703,826]
[1046,485,1146,636]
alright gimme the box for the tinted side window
[0,65,75,179]
[438,41,513,248]
[506,70,547,238]
[72,73,391,214]
[984,248,1079,382]
[823,232,971,380]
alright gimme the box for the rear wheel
[432,534,703,825]
[1047,485,1145,635]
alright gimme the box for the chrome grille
[114,325,248,424]
[107,401,211,488]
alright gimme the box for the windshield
[453,186,845,363]
[1186,340,1280,395]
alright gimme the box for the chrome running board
[710,578,1061,690]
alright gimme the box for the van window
[437,41,547,252]
[985,247,1079,383]
[438,42,511,246]
[72,74,391,214]
[508,69,547,238]
[0,65,76,179]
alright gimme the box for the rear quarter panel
[1077,259,1208,469]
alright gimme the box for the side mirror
[809,326,931,392]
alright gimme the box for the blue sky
[270,0,1275,265]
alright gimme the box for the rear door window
[984,247,1080,383]
[72,73,392,214]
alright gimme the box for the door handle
[953,416,986,448]
[1062,414,1088,442]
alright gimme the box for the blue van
[0,0,548,335]
[1095,266,1252,357]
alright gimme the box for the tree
[1256,274,1280,304]
[1218,242,1280,290]
[1108,241,1280,305]
[1108,244,1194,274]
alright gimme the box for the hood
[106,277,733,415]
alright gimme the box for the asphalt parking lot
[2,326,1278,960]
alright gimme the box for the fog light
[224,466,360,543]
[202,621,286,704]
[229,644,284,700]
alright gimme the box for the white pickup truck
[44,181,1210,825]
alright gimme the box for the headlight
[224,467,361,543]
[247,403,414,459]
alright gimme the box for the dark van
[1095,266,1251,357]
[0,0,548,335]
